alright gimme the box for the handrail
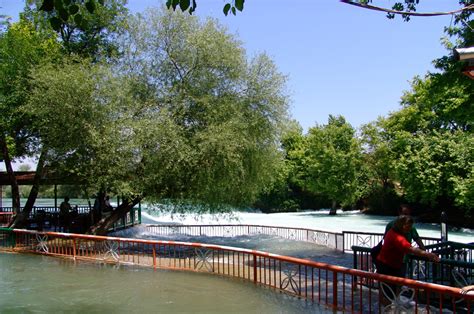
[1,228,471,313]
[144,223,343,250]
[144,224,441,253]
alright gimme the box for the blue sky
[1,0,456,132]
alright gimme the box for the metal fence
[145,224,343,250]
[0,206,141,231]
[343,230,441,252]
[0,228,471,313]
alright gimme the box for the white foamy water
[142,209,473,244]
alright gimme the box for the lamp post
[440,211,448,242]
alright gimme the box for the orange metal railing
[0,228,472,313]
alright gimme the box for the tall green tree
[0,20,60,216]
[3,0,128,228]
[22,8,290,234]
[305,115,363,214]
[379,2,473,221]
[392,131,473,214]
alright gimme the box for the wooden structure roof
[0,170,81,186]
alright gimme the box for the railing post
[342,232,345,252]
[253,253,257,283]
[152,244,156,269]
[72,238,76,260]
[333,272,338,309]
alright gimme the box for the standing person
[377,215,439,278]
[59,196,72,230]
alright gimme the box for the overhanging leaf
[223,3,231,16]
[235,0,244,12]
[180,0,190,11]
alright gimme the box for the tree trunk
[0,133,21,214]
[8,151,47,229]
[329,200,337,215]
[88,196,141,235]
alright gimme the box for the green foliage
[385,71,474,133]
[392,130,473,210]
[360,1,473,22]
[18,164,32,171]
[0,20,61,159]
[3,185,31,198]
[305,115,364,208]
[36,0,104,28]
[25,60,130,195]
[26,0,128,59]
[115,9,289,208]
[23,8,290,212]
[163,0,244,16]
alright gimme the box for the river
[142,208,473,244]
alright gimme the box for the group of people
[59,194,114,230]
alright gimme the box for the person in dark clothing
[59,197,72,230]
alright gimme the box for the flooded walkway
[114,225,354,269]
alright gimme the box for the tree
[25,0,129,60]
[359,120,402,213]
[391,131,473,214]
[3,0,128,228]
[305,115,363,215]
[373,0,473,220]
[21,8,290,234]
[0,20,60,217]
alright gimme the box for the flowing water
[142,208,474,244]
[0,253,324,313]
